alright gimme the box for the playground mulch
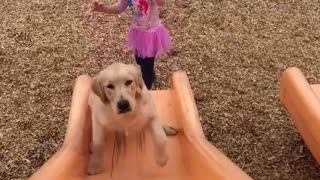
[1,0,320,179]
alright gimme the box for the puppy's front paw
[156,153,168,167]
[87,157,103,175]
[163,125,178,136]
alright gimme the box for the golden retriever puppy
[88,63,177,175]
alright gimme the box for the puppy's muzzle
[117,99,131,114]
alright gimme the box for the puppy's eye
[107,84,114,89]
[125,80,133,86]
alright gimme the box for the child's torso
[128,0,161,30]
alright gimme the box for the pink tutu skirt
[126,24,173,58]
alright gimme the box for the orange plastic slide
[280,67,320,164]
[29,71,252,180]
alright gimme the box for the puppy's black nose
[117,99,130,113]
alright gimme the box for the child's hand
[90,1,105,13]
[174,0,183,8]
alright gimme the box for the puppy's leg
[162,125,178,136]
[148,117,169,167]
[88,116,105,175]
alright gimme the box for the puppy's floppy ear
[135,67,144,90]
[92,76,108,103]
[132,65,144,93]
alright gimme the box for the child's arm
[153,0,166,7]
[91,1,126,14]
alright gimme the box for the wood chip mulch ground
[1,0,320,179]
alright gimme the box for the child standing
[90,0,175,89]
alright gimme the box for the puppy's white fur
[88,63,176,175]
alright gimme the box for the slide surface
[30,71,252,180]
[280,67,320,163]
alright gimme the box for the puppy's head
[92,63,144,114]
